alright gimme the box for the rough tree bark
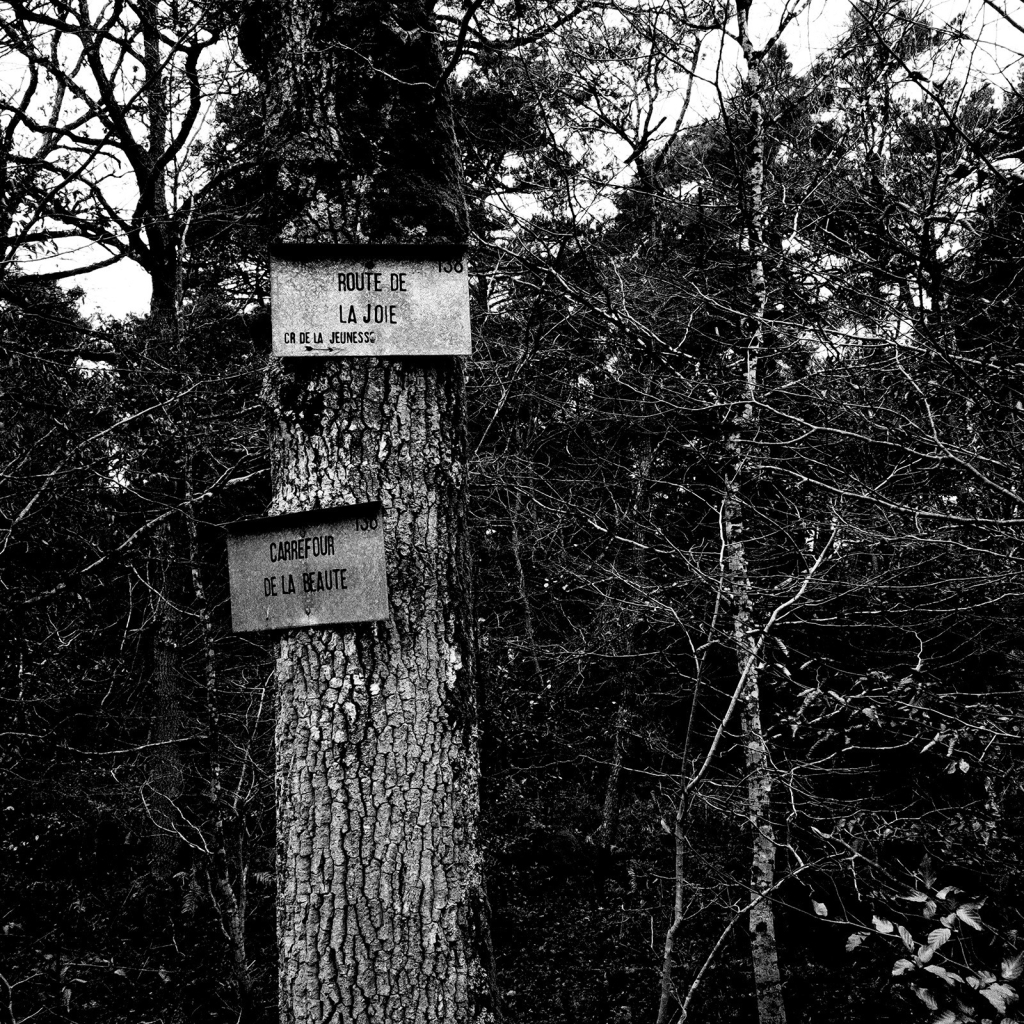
[253,2,495,1022]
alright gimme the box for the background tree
[0,0,275,1018]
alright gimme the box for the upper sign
[270,243,471,357]
[227,503,389,632]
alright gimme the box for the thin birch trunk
[725,479,786,1024]
[733,4,787,1022]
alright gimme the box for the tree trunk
[597,698,627,851]
[732,3,787,1022]
[148,512,187,881]
[256,2,494,1022]
[654,789,688,1024]
[508,484,544,689]
[597,434,651,852]
[725,478,786,1024]
[143,295,187,888]
[742,671,786,1024]
[141,0,190,885]
[271,367,488,1023]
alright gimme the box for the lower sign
[227,503,389,632]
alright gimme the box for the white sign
[270,244,471,357]
[227,503,389,632]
